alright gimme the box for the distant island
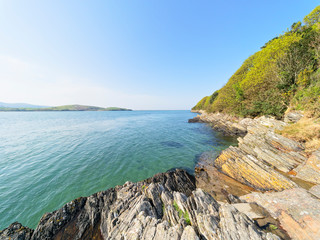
[0,104,132,111]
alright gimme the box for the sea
[0,110,235,229]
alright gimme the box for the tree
[303,6,320,27]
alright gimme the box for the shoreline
[1,111,320,239]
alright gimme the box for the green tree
[304,6,320,27]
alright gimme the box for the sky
[0,1,319,110]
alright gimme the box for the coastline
[1,111,320,240]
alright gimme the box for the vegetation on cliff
[193,6,320,119]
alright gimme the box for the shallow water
[0,110,235,229]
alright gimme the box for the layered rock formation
[0,170,281,240]
[191,111,320,240]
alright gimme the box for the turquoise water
[0,111,235,229]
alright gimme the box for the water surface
[0,110,235,229]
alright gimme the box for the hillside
[193,6,320,119]
[0,104,132,111]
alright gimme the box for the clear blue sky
[0,1,318,109]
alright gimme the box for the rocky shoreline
[191,111,320,240]
[1,111,320,240]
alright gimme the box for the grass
[278,117,320,152]
[173,201,191,225]
[269,224,278,230]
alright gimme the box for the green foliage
[173,201,191,225]
[269,224,278,230]
[292,69,320,117]
[304,6,320,27]
[192,96,209,110]
[209,91,219,104]
[192,6,320,118]
[183,211,191,225]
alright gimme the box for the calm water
[0,111,235,229]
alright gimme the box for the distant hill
[0,104,132,111]
[0,102,50,109]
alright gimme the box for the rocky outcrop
[0,222,33,240]
[241,188,320,240]
[192,112,315,192]
[214,146,297,191]
[188,111,249,136]
[192,111,320,240]
[1,169,282,240]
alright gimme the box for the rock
[241,188,320,240]
[284,111,304,123]
[214,146,297,191]
[188,112,248,136]
[195,159,255,202]
[188,117,201,123]
[309,185,320,199]
[181,225,199,240]
[0,222,33,240]
[217,205,281,240]
[1,170,281,240]
[192,112,311,192]
[238,127,306,173]
[231,203,265,220]
[295,150,320,184]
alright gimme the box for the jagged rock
[238,127,306,173]
[0,222,33,240]
[192,113,311,191]
[143,169,196,197]
[1,170,281,240]
[214,146,297,191]
[217,205,281,240]
[241,188,320,240]
[195,157,255,202]
[295,150,320,184]
[188,112,248,136]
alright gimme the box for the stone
[284,111,304,123]
[295,150,320,184]
[1,170,281,240]
[214,146,297,191]
[241,188,320,240]
[231,203,265,220]
[0,222,33,240]
[309,185,320,199]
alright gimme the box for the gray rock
[1,170,281,240]
[0,222,33,240]
[284,111,303,123]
